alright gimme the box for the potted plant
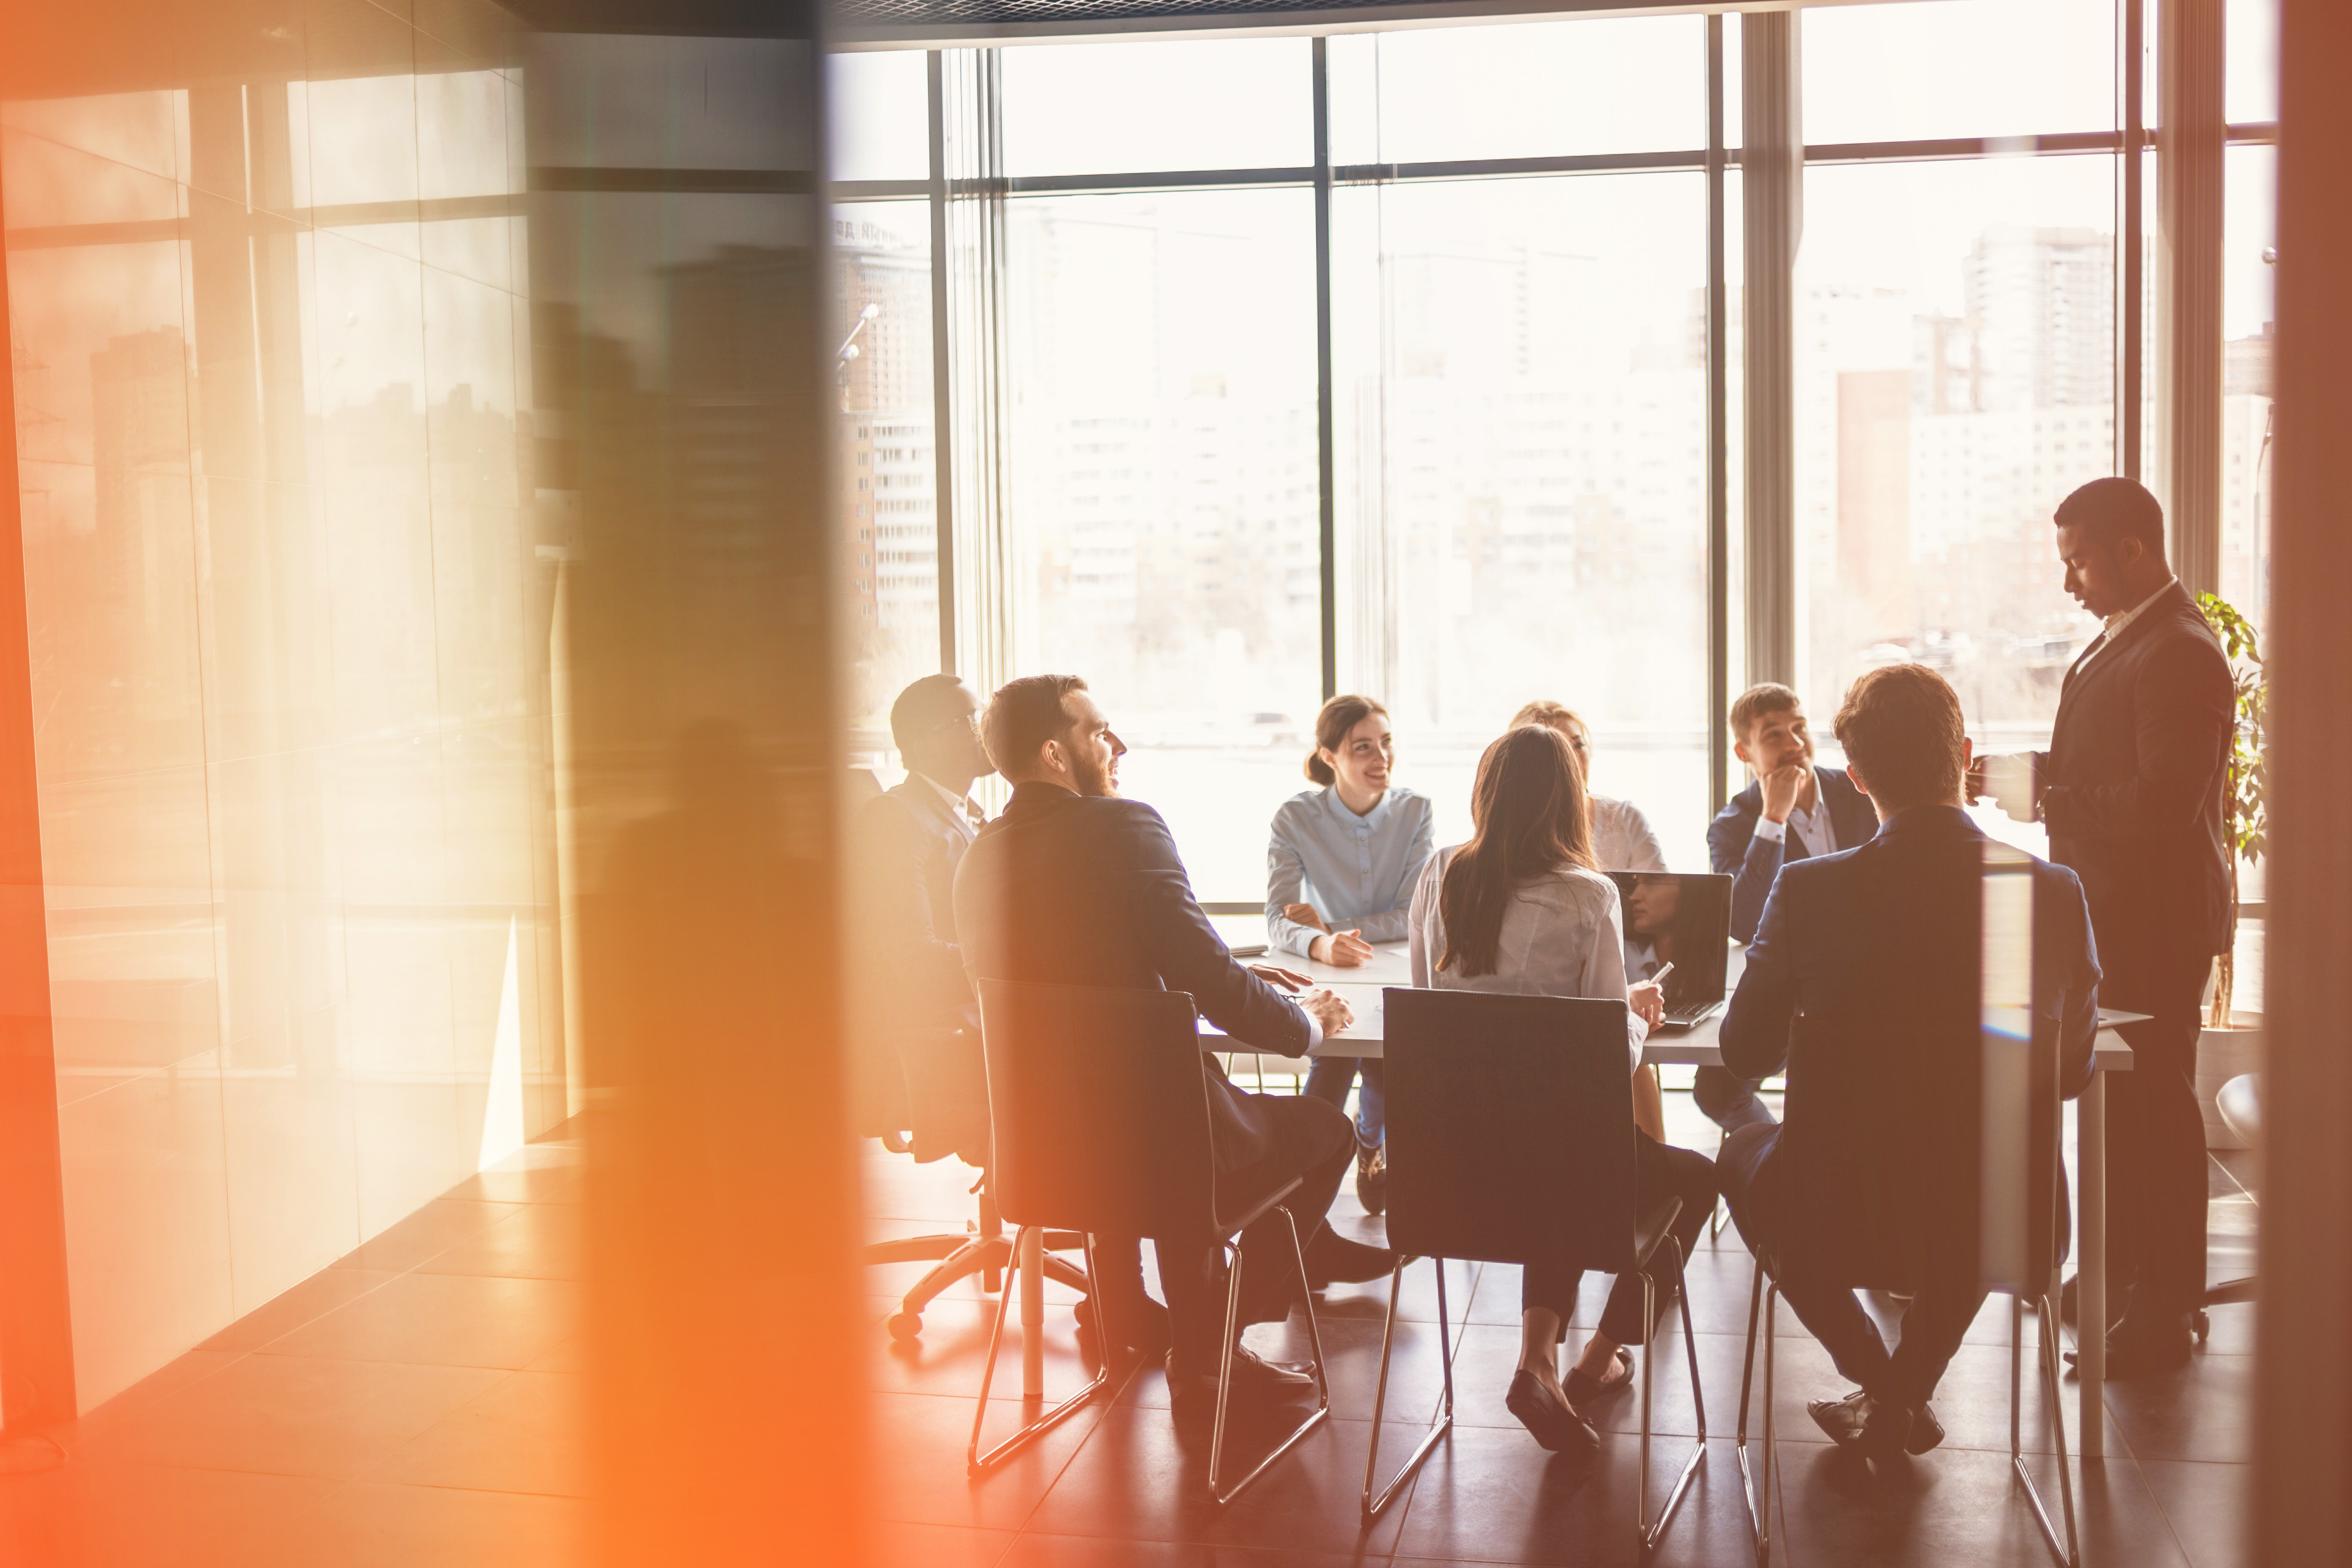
[2194,591,2266,1149]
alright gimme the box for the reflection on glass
[1801,0,2115,144]
[1000,38,1312,177]
[1002,189,1321,899]
[1795,155,2119,858]
[1333,173,1711,869]
[4,18,554,1408]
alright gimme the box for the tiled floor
[0,1138,588,1568]
[864,1086,2256,1568]
[0,1093,2254,1566]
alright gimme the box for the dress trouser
[1692,1066,1778,1133]
[1521,1133,1718,1346]
[1718,1124,1986,1411]
[1151,1092,1357,1365]
[2096,934,2215,1321]
[1303,1055,1386,1146]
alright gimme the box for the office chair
[2193,1072,2260,1341]
[1365,988,1708,1550]
[857,1025,1091,1339]
[1731,997,2079,1567]
[974,978,1331,1503]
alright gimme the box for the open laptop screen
[1610,872,1733,1007]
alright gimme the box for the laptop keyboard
[1658,1000,1722,1027]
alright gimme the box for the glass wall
[3,0,560,1407]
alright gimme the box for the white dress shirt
[1406,847,1648,1076]
[911,772,982,843]
[1749,787,1836,859]
[2073,576,2178,675]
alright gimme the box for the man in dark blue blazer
[1700,683,1881,1131]
[954,674,1392,1421]
[1717,664,2101,1459]
[1971,477,2235,1373]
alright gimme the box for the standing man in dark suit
[1720,664,2103,1458]
[1971,476,2234,1374]
[1700,683,1880,1131]
[954,674,1393,1423]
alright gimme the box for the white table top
[1215,940,2138,1072]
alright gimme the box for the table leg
[2079,1072,2106,1460]
[1020,1225,1044,1402]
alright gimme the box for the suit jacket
[2036,580,2236,962]
[1720,806,2101,1286]
[851,778,980,1033]
[1707,766,1881,942]
[953,781,1312,1176]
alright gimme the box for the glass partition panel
[1002,187,1320,902]
[1332,172,1712,869]
[1802,0,2116,144]
[1796,154,2119,853]
[1000,37,1311,178]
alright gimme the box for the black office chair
[1365,988,1708,1550]
[857,1026,1091,1338]
[974,978,1331,1502]
[1731,1002,2079,1568]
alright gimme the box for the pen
[1648,961,1676,989]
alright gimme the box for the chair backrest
[977,978,1220,1237]
[1777,1004,2065,1292]
[1382,987,1640,1274]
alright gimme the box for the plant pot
[2195,1014,2263,1150]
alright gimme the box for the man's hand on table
[1248,964,1313,992]
[1299,988,1354,1038]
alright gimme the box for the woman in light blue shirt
[1266,695,1436,1214]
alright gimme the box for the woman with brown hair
[1266,695,1436,1215]
[1510,700,1667,872]
[1406,725,1718,1454]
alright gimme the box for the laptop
[1609,872,1733,1029]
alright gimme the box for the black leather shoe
[1506,1370,1600,1454]
[1563,1346,1635,1409]
[1807,1390,1913,1458]
[1304,1231,1395,1289]
[1354,1140,1389,1216]
[1166,1344,1319,1424]
[2065,1313,2194,1378]
[1905,1400,1946,1455]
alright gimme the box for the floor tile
[2139,1458,2249,1568]
[266,1479,588,1568]
[870,1389,1108,1533]
[368,1371,589,1497]
[1004,1533,1386,1566]
[0,1458,339,1568]
[77,1353,508,1479]
[415,1206,587,1281]
[2101,1354,2251,1463]
[1020,1400,1415,1556]
[71,1349,249,1439]
[873,1293,1116,1405]
[873,1519,1017,1568]
[440,1164,587,1206]
[332,1200,527,1273]
[259,1272,583,1369]
[1388,1427,1761,1566]
[1772,1440,2191,1568]
[203,1270,406,1352]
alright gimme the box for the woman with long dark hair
[1406,726,1718,1454]
[1267,695,1435,1215]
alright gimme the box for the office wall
[0,0,564,1409]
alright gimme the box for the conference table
[1204,938,2140,1459]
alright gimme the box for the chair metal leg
[1362,1256,1453,1520]
[1734,1270,1778,1566]
[2012,1291,2081,1568]
[1642,1236,1709,1552]
[1208,1206,1332,1507]
[966,1231,1112,1475]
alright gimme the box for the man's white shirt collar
[911,772,980,837]
[2078,577,2176,671]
